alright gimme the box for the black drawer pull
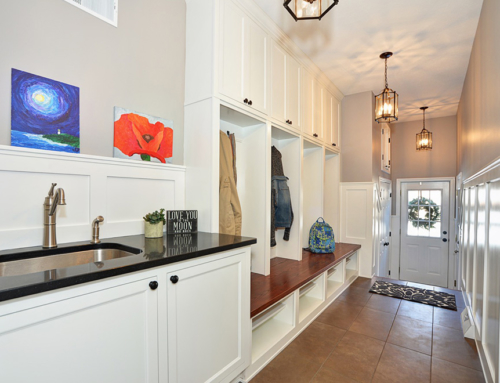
[170,275,179,284]
[313,133,318,138]
[243,98,248,104]
[149,281,158,290]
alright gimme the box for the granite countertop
[0,232,257,303]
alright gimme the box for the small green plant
[143,208,166,225]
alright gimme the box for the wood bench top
[250,243,361,317]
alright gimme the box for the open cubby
[251,293,295,363]
[326,262,344,298]
[298,273,325,323]
[324,149,340,240]
[271,126,301,261]
[220,105,268,275]
[345,251,359,284]
[302,139,324,247]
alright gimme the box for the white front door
[400,181,450,287]
[379,179,392,277]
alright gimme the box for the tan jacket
[219,131,242,236]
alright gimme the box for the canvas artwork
[113,107,173,164]
[11,69,80,153]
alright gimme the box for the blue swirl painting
[11,69,80,153]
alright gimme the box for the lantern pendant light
[416,107,432,150]
[283,0,340,21]
[375,52,399,123]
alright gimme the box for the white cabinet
[312,79,323,140]
[0,276,159,383]
[166,252,251,383]
[219,0,268,114]
[302,71,322,140]
[323,90,340,149]
[271,41,301,131]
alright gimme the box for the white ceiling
[253,0,484,122]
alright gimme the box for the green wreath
[408,197,440,229]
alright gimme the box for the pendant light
[416,107,432,150]
[375,52,399,123]
[283,0,339,21]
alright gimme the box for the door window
[407,190,442,237]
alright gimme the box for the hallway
[252,277,484,383]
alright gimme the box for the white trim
[395,177,456,288]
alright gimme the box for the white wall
[0,0,186,165]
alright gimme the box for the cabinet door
[302,69,314,138]
[332,96,340,149]
[167,252,251,383]
[246,17,268,115]
[323,89,333,146]
[219,0,245,104]
[312,79,323,140]
[0,278,158,383]
[286,54,301,131]
[271,42,287,123]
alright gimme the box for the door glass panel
[407,190,442,237]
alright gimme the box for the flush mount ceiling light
[416,106,432,151]
[375,52,399,123]
[283,0,339,21]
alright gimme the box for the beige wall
[390,115,457,213]
[0,0,186,164]
[457,0,500,180]
[341,91,376,182]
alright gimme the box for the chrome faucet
[43,183,66,248]
[91,216,104,244]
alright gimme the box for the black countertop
[0,232,257,303]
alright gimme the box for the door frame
[394,177,456,288]
[378,177,392,277]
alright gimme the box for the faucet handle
[48,183,57,197]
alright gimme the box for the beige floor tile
[315,300,363,330]
[322,331,385,383]
[372,343,431,383]
[311,367,359,383]
[431,357,485,383]
[366,293,401,314]
[387,315,432,355]
[349,306,396,341]
[433,307,462,330]
[336,286,373,306]
[397,299,434,323]
[432,324,482,371]
[292,321,345,362]
[250,341,323,383]
[350,277,373,290]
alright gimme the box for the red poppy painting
[113,107,173,163]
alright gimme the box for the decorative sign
[166,210,198,234]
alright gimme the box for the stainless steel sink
[0,245,142,277]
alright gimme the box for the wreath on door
[408,197,440,229]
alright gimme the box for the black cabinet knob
[290,120,292,124]
[170,275,179,284]
[243,98,248,104]
[286,120,290,124]
[149,281,158,290]
[248,100,253,106]
[442,238,448,242]
[332,143,337,146]
[313,133,318,138]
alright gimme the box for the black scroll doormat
[369,281,457,311]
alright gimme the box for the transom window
[407,190,442,237]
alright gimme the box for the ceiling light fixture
[375,52,399,123]
[283,0,339,21]
[416,107,432,151]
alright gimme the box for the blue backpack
[307,218,335,253]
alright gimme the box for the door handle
[454,250,459,254]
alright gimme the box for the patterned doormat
[369,281,457,311]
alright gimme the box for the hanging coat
[219,131,242,236]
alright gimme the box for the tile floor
[252,277,485,383]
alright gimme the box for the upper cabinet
[322,90,340,150]
[271,41,301,132]
[219,0,269,115]
[302,71,323,142]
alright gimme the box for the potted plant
[143,208,165,238]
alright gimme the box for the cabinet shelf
[298,274,324,323]
[326,263,344,298]
[345,252,359,284]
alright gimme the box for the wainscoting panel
[0,146,185,251]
